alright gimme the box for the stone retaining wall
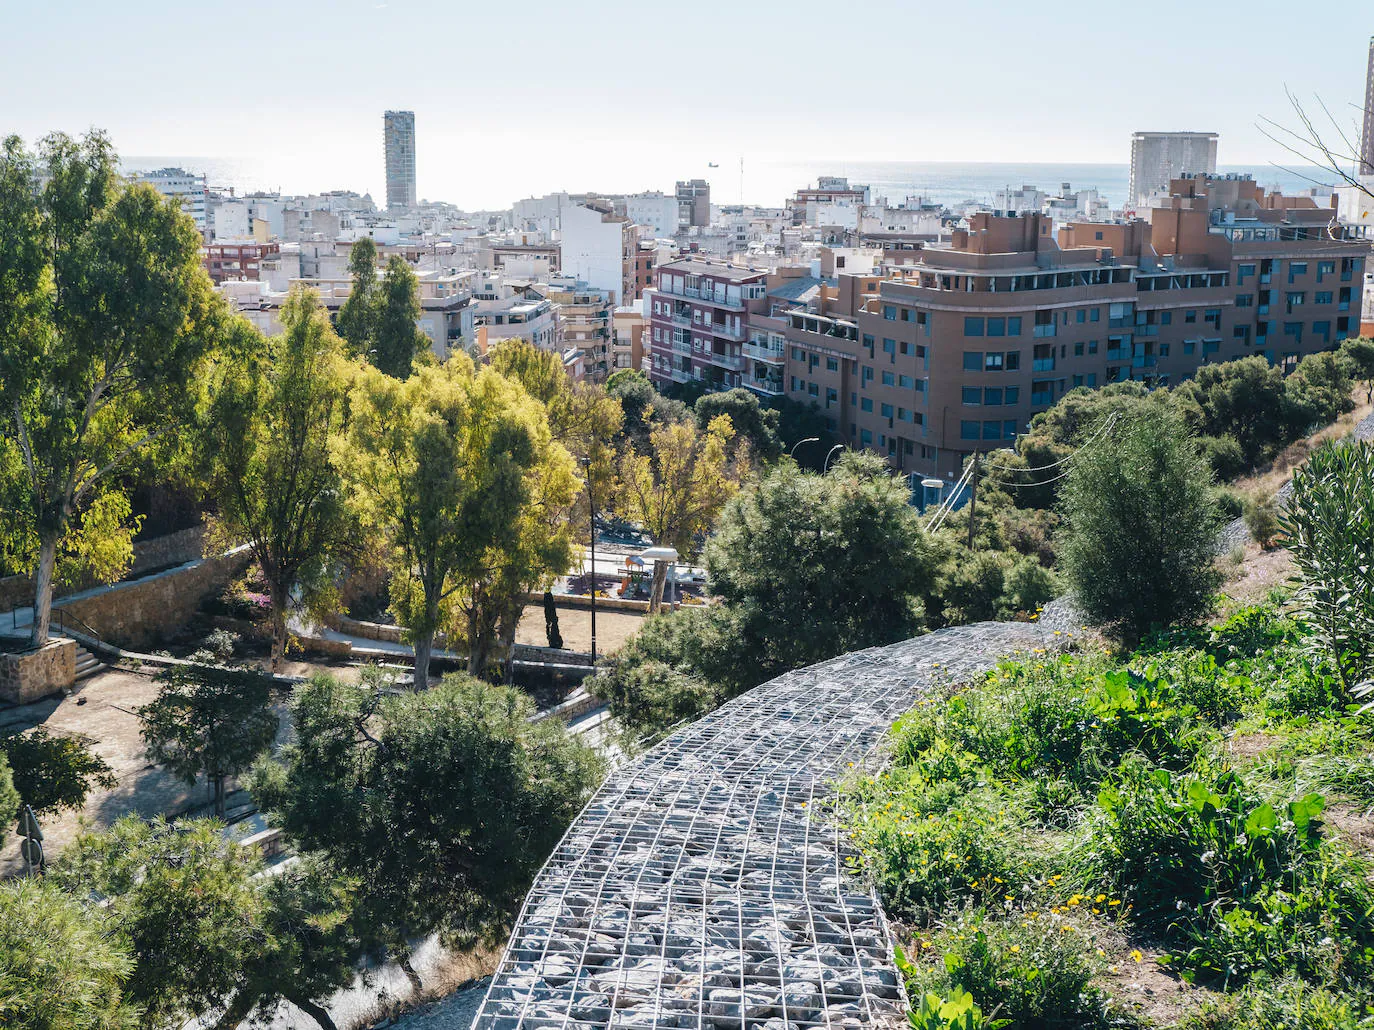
[472,614,1072,1030]
[0,639,76,703]
[61,550,252,650]
[0,526,207,615]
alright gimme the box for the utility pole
[966,453,980,550]
[583,457,597,664]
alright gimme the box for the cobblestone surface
[470,618,1066,1030]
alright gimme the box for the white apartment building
[559,202,633,304]
[472,277,557,353]
[1128,131,1218,210]
[128,167,208,233]
[623,192,680,238]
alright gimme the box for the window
[1288,261,1308,283]
[960,420,980,440]
[1005,386,1020,404]
[1095,231,1104,241]
[1205,309,1221,326]
[964,317,985,336]
[1090,308,1100,322]
[1184,310,1197,323]
[880,403,894,418]
[861,429,873,445]
[1316,291,1333,305]
[987,317,1006,337]
[900,308,912,321]
[863,366,874,382]
[916,345,927,360]
[1317,260,1335,282]
[1005,351,1021,370]
[826,356,839,371]
[791,346,804,361]
[1072,374,1084,387]
[1285,292,1305,313]
[882,371,895,386]
[808,383,819,397]
[861,333,874,351]
[984,388,1002,405]
[963,351,983,371]
[1003,420,1019,440]
[1236,294,1253,308]
[1088,340,1098,354]
[1074,341,1084,356]
[982,420,1002,441]
[790,376,799,391]
[914,379,927,393]
[962,387,981,405]
[860,397,874,412]
[1314,320,1331,343]
[1076,310,1086,324]
[1233,325,1251,343]
[1283,321,1303,343]
[1237,263,1255,283]
[883,338,896,354]
[897,407,912,422]
[882,304,897,320]
[899,375,915,389]
[899,340,912,355]
[1183,341,1196,355]
[1159,343,1170,357]
[984,352,1004,371]
[1007,317,1022,336]
[1160,311,1173,325]
[1087,374,1097,387]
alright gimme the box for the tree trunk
[499,607,519,685]
[209,993,255,1030]
[29,533,57,648]
[649,560,669,614]
[214,772,226,819]
[399,955,424,994]
[269,582,289,674]
[288,995,340,1030]
[413,632,432,690]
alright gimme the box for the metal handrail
[51,607,104,643]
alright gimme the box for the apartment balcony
[743,339,785,363]
[1106,348,1129,362]
[1132,356,1158,369]
[672,340,693,356]
[706,351,745,372]
[1031,358,1056,372]
[1032,323,1056,338]
[707,321,745,341]
[746,376,785,396]
[1030,391,1054,407]
[670,368,692,384]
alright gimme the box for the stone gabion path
[471,617,1066,1030]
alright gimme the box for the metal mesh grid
[472,619,1058,1030]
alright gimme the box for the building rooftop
[660,258,766,282]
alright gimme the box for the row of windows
[962,351,1023,372]
[962,386,1022,406]
[960,420,1020,442]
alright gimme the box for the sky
[2,0,1372,209]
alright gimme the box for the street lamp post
[789,436,819,460]
[823,444,844,471]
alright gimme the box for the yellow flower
[1004,894,1015,902]
[1009,944,1020,953]
[1130,949,1144,963]
[1108,900,1121,907]
[1095,894,1106,903]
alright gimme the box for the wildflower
[1095,894,1106,903]
[1130,949,1143,963]
[1009,944,1020,953]
[1108,900,1120,907]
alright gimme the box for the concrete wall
[0,639,75,703]
[61,550,252,650]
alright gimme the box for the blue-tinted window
[963,352,982,371]
[1007,317,1022,336]
[882,305,897,320]
[899,375,915,389]
[882,371,895,386]
[964,317,985,337]
[883,338,896,353]
[986,317,1005,337]
[962,387,981,405]
[1003,420,1018,439]
[960,420,980,440]
[984,388,1002,405]
[880,403,893,418]
[860,397,873,412]
[982,420,1001,441]
[1005,386,1020,404]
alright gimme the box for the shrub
[1244,494,1281,550]
[1281,441,1374,692]
[849,787,1030,921]
[1201,434,1249,481]
[902,984,1001,1030]
[899,909,1112,1029]
[1182,979,1372,1030]
[1002,558,1059,618]
[1213,485,1246,520]
[1136,649,1252,728]
[1059,409,1222,645]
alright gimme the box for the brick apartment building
[672,174,1369,483]
[203,241,281,284]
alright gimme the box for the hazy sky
[3,0,1372,208]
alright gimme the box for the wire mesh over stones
[471,618,1064,1030]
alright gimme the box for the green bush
[899,909,1111,1029]
[1059,409,1222,645]
[1002,558,1059,618]
[1245,495,1282,549]
[1182,979,1373,1030]
[1281,441,1374,693]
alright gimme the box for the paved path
[469,616,1068,1030]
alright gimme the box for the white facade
[213,199,251,241]
[559,203,626,303]
[513,193,569,235]
[624,192,679,238]
[1128,132,1218,210]
[128,167,208,233]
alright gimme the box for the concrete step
[74,645,104,681]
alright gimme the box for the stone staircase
[73,643,103,682]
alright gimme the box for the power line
[981,412,1122,474]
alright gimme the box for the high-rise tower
[1360,37,1374,177]
[384,110,416,211]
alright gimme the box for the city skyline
[3,0,1372,209]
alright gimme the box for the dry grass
[1229,392,1373,501]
